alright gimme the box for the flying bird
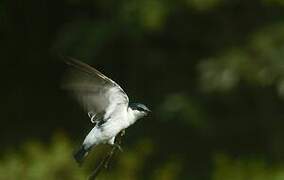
[62,58,150,165]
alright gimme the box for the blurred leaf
[186,0,223,11]
[213,154,284,180]
[199,23,284,97]
[159,93,207,129]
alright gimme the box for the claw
[91,116,96,124]
[88,112,97,123]
[114,143,123,152]
[88,112,94,118]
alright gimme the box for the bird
[62,57,151,165]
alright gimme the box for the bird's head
[129,103,151,119]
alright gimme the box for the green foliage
[159,93,207,129]
[3,0,284,179]
[213,154,284,180]
[186,0,223,11]
[264,0,284,6]
[0,135,182,180]
[0,134,85,180]
[199,23,284,95]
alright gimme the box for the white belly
[83,116,130,149]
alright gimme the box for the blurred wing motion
[62,57,129,119]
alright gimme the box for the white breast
[83,106,132,148]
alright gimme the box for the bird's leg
[103,130,125,169]
[113,143,123,152]
[108,137,123,152]
[121,129,126,136]
[113,130,125,152]
[103,147,116,169]
[108,137,115,145]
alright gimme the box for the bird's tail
[73,146,88,165]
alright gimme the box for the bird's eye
[137,107,144,112]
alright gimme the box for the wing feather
[62,57,129,116]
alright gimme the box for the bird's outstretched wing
[62,57,129,119]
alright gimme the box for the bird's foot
[113,143,123,152]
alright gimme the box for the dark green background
[1,0,284,179]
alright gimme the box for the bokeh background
[2,0,284,179]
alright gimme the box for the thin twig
[88,131,124,180]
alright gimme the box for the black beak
[145,107,151,113]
